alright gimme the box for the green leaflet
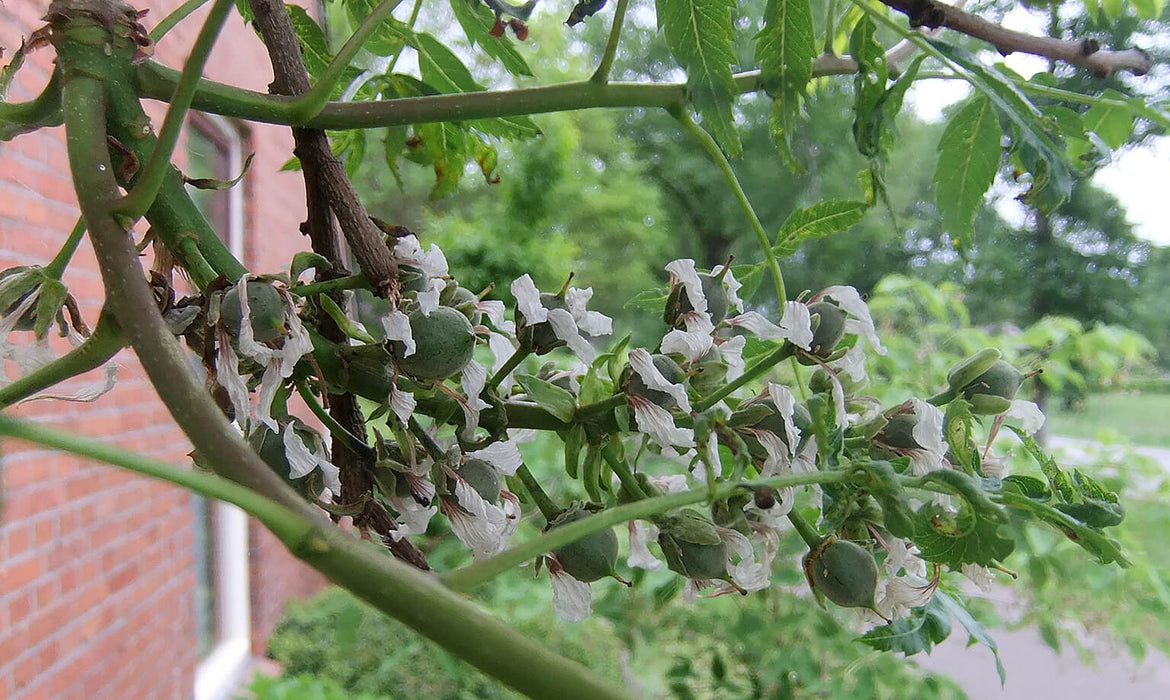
[404,122,468,200]
[656,0,742,155]
[416,31,485,94]
[772,200,869,257]
[516,375,577,423]
[288,5,333,81]
[932,591,1006,684]
[856,594,952,655]
[913,501,1014,569]
[1083,89,1135,151]
[928,41,1072,212]
[934,96,1002,249]
[345,0,410,55]
[448,0,534,77]
[756,0,815,166]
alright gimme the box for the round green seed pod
[807,538,878,609]
[399,264,432,294]
[450,458,501,504]
[656,510,728,580]
[805,301,847,359]
[666,273,730,327]
[517,292,567,355]
[877,412,920,450]
[442,284,482,325]
[961,360,1025,415]
[735,396,812,459]
[688,346,729,394]
[248,423,324,499]
[623,353,687,410]
[222,281,287,343]
[549,509,619,583]
[389,306,476,381]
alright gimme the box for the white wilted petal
[417,278,445,317]
[467,441,523,476]
[394,235,449,278]
[511,274,547,324]
[1006,400,1046,435]
[879,576,936,620]
[629,348,691,412]
[255,363,284,431]
[727,311,785,340]
[628,521,662,571]
[822,285,886,355]
[547,308,596,363]
[566,287,612,337]
[389,499,437,541]
[665,259,707,314]
[910,398,948,468]
[780,302,814,350]
[215,327,252,427]
[661,328,714,364]
[747,428,792,476]
[446,480,508,559]
[962,563,995,592]
[630,396,695,449]
[836,345,868,383]
[766,383,800,454]
[711,264,743,313]
[388,383,416,425]
[459,360,491,438]
[649,474,689,494]
[724,528,777,593]
[720,336,746,382]
[282,425,320,480]
[382,309,415,357]
[550,566,593,622]
[478,299,515,336]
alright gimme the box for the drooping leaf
[448,0,533,77]
[932,591,1006,685]
[516,375,577,423]
[756,0,816,166]
[773,200,869,257]
[856,595,953,655]
[913,501,1014,569]
[404,122,469,199]
[1000,491,1129,566]
[934,95,1002,249]
[656,0,742,155]
[1083,89,1134,150]
[288,5,332,80]
[942,399,980,475]
[928,41,1072,211]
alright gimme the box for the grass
[1046,391,1170,448]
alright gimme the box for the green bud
[441,283,482,325]
[665,272,730,328]
[876,413,920,450]
[946,348,1002,391]
[222,281,287,343]
[804,538,878,609]
[732,395,812,459]
[517,292,567,355]
[450,458,501,504]
[622,353,687,409]
[805,301,847,359]
[656,510,728,580]
[961,360,1025,415]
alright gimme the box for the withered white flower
[458,360,491,438]
[280,422,341,495]
[627,521,663,571]
[720,527,778,593]
[441,478,517,559]
[818,286,886,355]
[1005,400,1045,435]
[511,274,612,363]
[465,440,524,477]
[416,278,445,316]
[627,348,694,449]
[909,398,948,476]
[381,308,415,357]
[547,556,594,622]
[726,302,813,351]
[393,234,449,279]
[710,263,744,313]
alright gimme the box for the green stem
[575,392,628,419]
[295,377,374,459]
[384,0,422,74]
[408,416,448,463]
[118,0,234,221]
[672,109,787,305]
[0,414,311,541]
[442,470,853,592]
[149,0,212,42]
[0,312,124,407]
[516,464,561,520]
[604,450,648,500]
[695,343,795,412]
[288,0,406,123]
[0,70,63,141]
[43,217,87,280]
[787,508,822,549]
[590,0,632,85]
[290,273,370,297]
[486,347,530,392]
[823,0,839,54]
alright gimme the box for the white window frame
[192,114,253,700]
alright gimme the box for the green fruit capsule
[450,458,501,504]
[805,538,878,609]
[389,306,476,381]
[665,273,730,328]
[222,281,287,343]
[548,508,619,583]
[946,348,1002,391]
[517,292,567,355]
[623,353,687,409]
[442,285,482,325]
[961,360,1025,415]
[656,510,728,580]
[734,396,812,459]
[804,301,847,359]
[877,412,920,450]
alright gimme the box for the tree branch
[879,0,1152,78]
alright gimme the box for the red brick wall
[0,1,328,698]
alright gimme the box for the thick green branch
[442,470,854,592]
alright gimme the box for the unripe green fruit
[665,273,730,327]
[657,510,728,580]
[623,354,686,409]
[688,347,729,394]
[441,284,482,325]
[946,348,1002,391]
[222,281,287,343]
[517,292,567,355]
[961,360,1025,415]
[399,264,431,294]
[877,412,921,450]
[451,458,501,503]
[805,301,847,359]
[248,424,323,499]
[390,306,476,381]
[734,396,812,459]
[806,538,878,609]
[549,509,619,583]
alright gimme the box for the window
[187,115,252,700]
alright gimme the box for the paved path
[914,436,1170,699]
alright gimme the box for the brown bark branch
[247,0,400,298]
[881,0,1152,78]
